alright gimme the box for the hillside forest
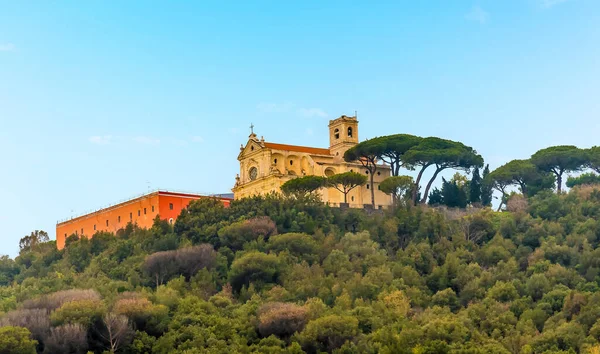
[1,137,600,354]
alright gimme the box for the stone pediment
[237,139,266,160]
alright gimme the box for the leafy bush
[257,302,308,338]
[228,251,281,292]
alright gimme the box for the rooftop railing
[56,188,229,224]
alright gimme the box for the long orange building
[56,190,232,250]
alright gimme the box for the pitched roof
[263,142,330,156]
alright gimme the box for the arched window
[348,127,353,137]
[334,128,340,139]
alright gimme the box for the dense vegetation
[2,141,600,353]
[1,185,600,353]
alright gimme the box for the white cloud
[540,0,570,8]
[465,5,489,24]
[256,102,295,113]
[297,108,328,118]
[132,136,160,145]
[191,136,204,143]
[0,43,15,52]
[89,135,113,145]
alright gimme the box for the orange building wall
[56,191,232,250]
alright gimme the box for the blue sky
[1,0,599,257]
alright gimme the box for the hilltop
[2,186,600,353]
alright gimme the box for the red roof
[264,142,330,155]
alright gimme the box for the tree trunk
[557,173,562,193]
[519,181,528,197]
[370,171,375,208]
[412,165,429,205]
[343,190,348,204]
[421,167,443,204]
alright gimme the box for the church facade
[232,115,392,208]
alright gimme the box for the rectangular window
[94,224,96,231]
[81,228,83,235]
[144,208,147,215]
[169,203,174,210]
[118,216,121,223]
[152,205,155,212]
[138,210,141,216]
[130,212,132,220]
[106,220,109,226]
[64,233,67,238]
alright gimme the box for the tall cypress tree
[469,167,482,204]
[481,164,493,207]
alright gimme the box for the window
[169,218,174,224]
[118,216,121,223]
[377,171,381,176]
[289,160,293,166]
[106,220,109,226]
[144,208,147,215]
[365,170,369,174]
[138,210,141,216]
[251,146,254,151]
[348,127,353,137]
[249,167,258,181]
[94,224,96,231]
[152,205,155,212]
[169,203,174,210]
[81,228,83,235]
[367,184,370,189]
[274,158,277,164]
[64,233,67,238]
[130,212,132,220]
[334,128,340,139]
[351,196,355,202]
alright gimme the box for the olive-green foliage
[281,176,328,198]
[218,216,277,250]
[589,146,600,174]
[531,145,589,193]
[296,315,359,352]
[267,233,320,264]
[50,299,106,326]
[379,175,414,204]
[327,172,368,203]
[228,251,281,292]
[0,326,37,354]
[567,172,600,188]
[5,188,600,353]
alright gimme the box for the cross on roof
[250,123,254,134]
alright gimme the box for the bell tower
[329,115,359,159]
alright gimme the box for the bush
[0,326,37,354]
[50,299,106,326]
[267,233,319,263]
[228,251,281,292]
[0,309,49,343]
[297,315,359,352]
[114,298,168,335]
[43,324,88,354]
[22,289,101,311]
[218,217,277,250]
[257,302,308,338]
[143,244,217,287]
